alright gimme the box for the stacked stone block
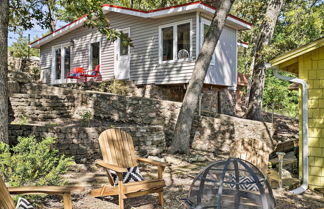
[9,125,166,162]
[9,83,274,164]
[191,115,274,154]
[10,94,75,123]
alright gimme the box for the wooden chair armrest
[8,186,85,195]
[137,157,167,168]
[95,160,127,173]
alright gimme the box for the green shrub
[263,69,298,117]
[108,79,129,95]
[98,79,130,95]
[9,32,40,59]
[79,111,92,121]
[0,136,74,187]
[18,115,29,125]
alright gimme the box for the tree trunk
[160,0,168,8]
[0,0,9,143]
[171,0,235,154]
[245,0,284,121]
[46,0,57,32]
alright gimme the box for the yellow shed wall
[298,46,324,188]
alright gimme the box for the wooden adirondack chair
[90,129,167,209]
[0,174,84,209]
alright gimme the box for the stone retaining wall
[10,94,75,123]
[191,115,275,153]
[10,84,275,155]
[9,124,166,162]
[54,82,236,115]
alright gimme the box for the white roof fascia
[30,16,87,48]
[102,6,146,18]
[103,4,251,30]
[146,4,200,18]
[227,16,251,30]
[237,42,249,48]
[197,4,251,30]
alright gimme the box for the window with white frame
[90,42,100,70]
[159,20,192,62]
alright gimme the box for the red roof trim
[102,1,252,27]
[30,14,88,45]
[147,1,202,13]
[101,1,202,13]
[199,2,252,26]
[239,41,249,45]
[30,1,252,46]
[228,15,252,26]
[101,4,149,13]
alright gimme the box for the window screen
[91,42,100,70]
[120,33,129,56]
[162,26,174,61]
[64,47,71,78]
[55,48,61,79]
[177,23,190,59]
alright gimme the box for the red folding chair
[81,65,102,82]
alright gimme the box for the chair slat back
[74,67,84,74]
[94,65,100,72]
[98,129,138,168]
[0,175,15,209]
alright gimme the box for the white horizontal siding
[40,12,197,85]
[40,26,115,82]
[204,26,237,87]
[199,13,238,87]
[40,11,237,87]
[106,12,197,85]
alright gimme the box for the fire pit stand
[183,158,275,209]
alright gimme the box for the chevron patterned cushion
[16,197,33,209]
[110,166,144,186]
[228,175,265,192]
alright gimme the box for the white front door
[114,28,130,80]
[52,44,71,84]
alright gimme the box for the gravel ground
[37,153,324,209]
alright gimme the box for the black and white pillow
[227,175,265,192]
[110,166,144,186]
[16,197,34,209]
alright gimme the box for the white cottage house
[30,1,251,115]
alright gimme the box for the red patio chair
[81,65,102,82]
[66,67,85,80]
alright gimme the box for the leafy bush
[78,111,92,126]
[263,69,299,117]
[108,79,130,95]
[79,111,92,121]
[0,136,74,187]
[17,114,29,125]
[98,79,130,95]
[9,33,40,59]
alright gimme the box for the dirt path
[41,153,323,209]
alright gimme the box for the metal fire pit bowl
[184,158,275,209]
